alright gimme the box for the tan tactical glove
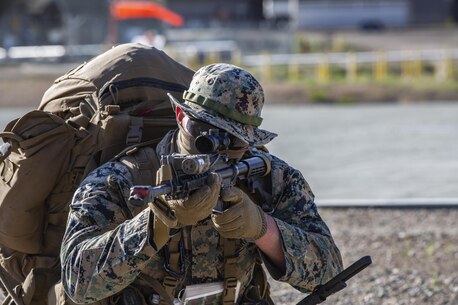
[149,172,221,228]
[211,187,267,241]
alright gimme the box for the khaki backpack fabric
[0,43,194,305]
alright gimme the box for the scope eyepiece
[195,129,231,154]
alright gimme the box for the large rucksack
[0,43,194,305]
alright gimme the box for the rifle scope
[195,129,231,154]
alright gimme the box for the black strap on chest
[160,232,183,305]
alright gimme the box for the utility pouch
[240,264,274,305]
[0,111,78,254]
[21,268,60,305]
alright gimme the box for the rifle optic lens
[181,156,207,175]
[195,133,231,154]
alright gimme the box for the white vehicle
[263,0,451,30]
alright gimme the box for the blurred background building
[1,0,457,49]
[1,0,458,104]
[264,0,456,29]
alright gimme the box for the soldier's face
[176,106,248,158]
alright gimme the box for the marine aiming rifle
[128,129,271,213]
[128,130,372,304]
[296,256,372,305]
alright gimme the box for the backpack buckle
[223,277,238,305]
[126,117,143,145]
[104,105,120,116]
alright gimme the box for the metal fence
[240,48,458,83]
[1,44,457,83]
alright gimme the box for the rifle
[129,129,271,213]
[296,256,372,305]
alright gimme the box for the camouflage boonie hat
[168,63,277,146]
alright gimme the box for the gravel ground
[269,208,458,305]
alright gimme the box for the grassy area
[1,62,457,107]
[1,74,457,107]
[263,78,458,104]
[252,60,458,104]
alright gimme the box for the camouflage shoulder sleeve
[60,162,158,303]
[266,155,343,293]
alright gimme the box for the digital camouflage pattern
[169,64,278,146]
[60,136,343,304]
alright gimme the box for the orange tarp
[111,1,184,27]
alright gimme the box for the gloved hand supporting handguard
[211,186,267,241]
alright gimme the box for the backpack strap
[118,141,183,305]
[222,239,239,305]
[0,264,25,305]
[126,116,144,145]
[119,146,160,186]
[110,138,162,163]
[115,138,164,189]
[160,233,182,305]
[0,132,24,143]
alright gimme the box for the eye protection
[182,113,248,150]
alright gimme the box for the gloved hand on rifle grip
[211,186,267,241]
[149,172,221,228]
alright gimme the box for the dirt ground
[269,208,458,305]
